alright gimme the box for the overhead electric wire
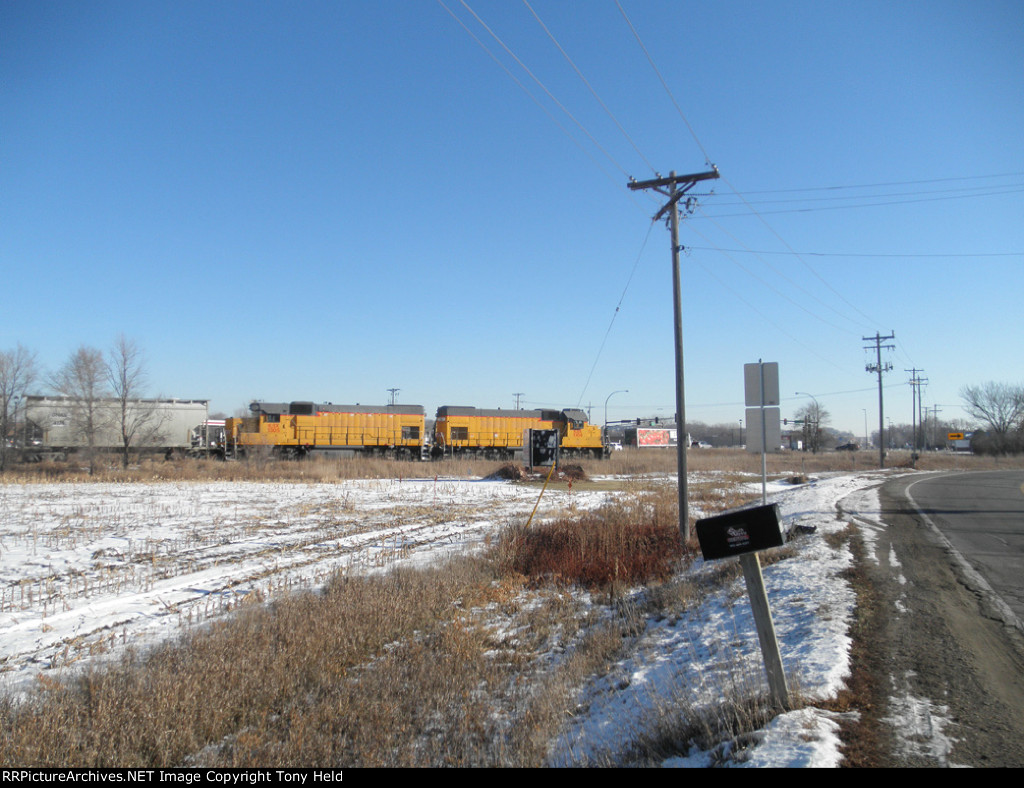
[440,0,662,216]
[696,185,1024,218]
[523,0,657,175]
[683,247,853,376]
[732,171,1024,195]
[683,246,1024,258]
[576,219,657,408]
[454,0,634,180]
[703,181,1024,207]
[615,0,713,167]
[437,0,624,189]
[684,217,859,335]
[693,205,873,333]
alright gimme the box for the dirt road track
[847,475,1024,766]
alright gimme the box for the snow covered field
[0,470,896,767]
[0,477,610,695]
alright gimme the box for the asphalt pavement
[903,470,1024,625]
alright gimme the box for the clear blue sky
[3,1,1022,436]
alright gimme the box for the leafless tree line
[0,336,165,472]
[959,381,1024,455]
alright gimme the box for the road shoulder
[840,474,1024,766]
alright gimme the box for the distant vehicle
[835,442,860,451]
[694,441,712,449]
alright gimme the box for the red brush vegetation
[500,506,685,590]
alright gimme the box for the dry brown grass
[1,454,505,484]
[497,485,688,591]
[6,445,995,766]
[5,444,1020,486]
[0,485,699,767]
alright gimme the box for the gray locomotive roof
[317,403,425,416]
[435,407,592,423]
[435,406,543,419]
[250,402,425,416]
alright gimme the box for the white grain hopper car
[21,395,209,458]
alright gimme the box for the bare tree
[960,382,1024,453]
[107,335,163,468]
[0,344,39,471]
[51,346,109,474]
[795,402,830,453]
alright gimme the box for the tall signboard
[744,361,781,506]
[744,361,781,454]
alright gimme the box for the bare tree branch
[0,345,39,471]
[50,346,109,474]
[959,382,1024,436]
[107,335,164,468]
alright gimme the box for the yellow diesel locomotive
[225,401,426,459]
[432,406,606,460]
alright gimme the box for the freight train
[14,396,608,462]
[224,401,607,460]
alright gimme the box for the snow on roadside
[550,471,889,767]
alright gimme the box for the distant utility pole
[628,167,720,543]
[863,332,895,468]
[387,388,400,406]
[906,369,928,460]
[927,404,942,451]
[513,392,524,410]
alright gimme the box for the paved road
[852,471,1024,766]
[904,470,1024,623]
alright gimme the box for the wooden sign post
[696,504,791,709]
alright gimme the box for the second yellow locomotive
[432,406,605,460]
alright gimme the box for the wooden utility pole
[628,167,720,543]
[906,369,928,461]
[863,332,894,468]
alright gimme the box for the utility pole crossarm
[627,168,720,192]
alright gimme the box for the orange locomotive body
[432,406,605,460]
[225,401,425,459]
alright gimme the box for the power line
[615,0,713,166]
[576,219,657,408]
[702,182,1024,207]
[682,247,1024,258]
[696,186,1024,218]
[726,171,1024,195]
[691,206,873,334]
[438,0,658,214]
[523,0,657,175]
[453,0,634,179]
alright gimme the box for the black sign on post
[695,503,791,709]
[523,429,559,468]
[695,504,783,561]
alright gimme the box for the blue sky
[3,1,1022,436]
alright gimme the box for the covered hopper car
[19,395,209,460]
[225,401,426,459]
